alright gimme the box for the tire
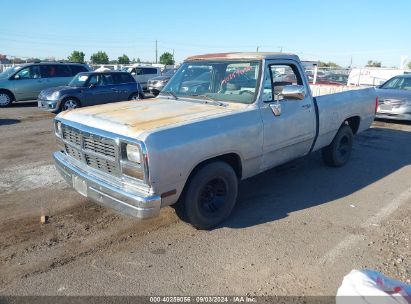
[183,161,238,230]
[129,92,144,101]
[322,124,353,167]
[61,97,80,111]
[0,90,13,107]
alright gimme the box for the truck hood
[57,98,246,139]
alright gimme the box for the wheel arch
[343,115,361,134]
[179,152,243,199]
[0,89,16,101]
[60,96,81,109]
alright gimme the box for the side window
[55,65,71,77]
[113,73,134,84]
[15,66,41,79]
[122,73,135,83]
[41,65,70,78]
[263,64,302,102]
[70,65,88,76]
[88,75,101,86]
[40,65,58,78]
[102,74,114,85]
[142,68,158,75]
[135,68,143,75]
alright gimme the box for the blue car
[38,71,144,113]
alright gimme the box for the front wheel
[322,124,353,167]
[183,161,238,230]
[61,98,80,111]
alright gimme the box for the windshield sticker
[221,66,253,85]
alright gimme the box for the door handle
[111,88,119,92]
[302,104,311,109]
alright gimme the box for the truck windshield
[161,60,261,104]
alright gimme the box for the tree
[118,54,130,64]
[68,51,85,63]
[159,52,174,65]
[90,51,109,64]
[318,61,340,68]
[366,60,381,67]
[408,62,411,70]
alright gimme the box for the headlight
[126,144,141,163]
[50,91,60,100]
[55,121,62,136]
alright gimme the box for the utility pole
[172,49,175,64]
[256,46,259,52]
[155,40,158,64]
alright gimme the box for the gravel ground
[0,102,410,296]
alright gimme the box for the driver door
[259,60,316,170]
[83,74,115,105]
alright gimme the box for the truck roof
[185,52,300,61]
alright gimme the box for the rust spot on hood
[58,99,247,139]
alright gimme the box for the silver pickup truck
[53,52,377,229]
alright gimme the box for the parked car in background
[376,74,411,121]
[0,62,90,107]
[38,71,144,113]
[147,69,177,96]
[125,65,161,90]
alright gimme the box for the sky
[0,0,410,67]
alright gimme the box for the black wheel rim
[337,135,350,159]
[199,178,228,214]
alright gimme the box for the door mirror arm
[270,92,282,116]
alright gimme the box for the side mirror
[281,85,306,100]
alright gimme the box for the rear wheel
[61,97,80,111]
[0,91,13,107]
[322,124,353,167]
[183,161,238,230]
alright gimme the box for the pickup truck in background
[53,52,377,229]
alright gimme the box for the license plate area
[73,175,88,197]
[379,104,392,111]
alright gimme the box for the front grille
[65,144,82,161]
[63,127,81,146]
[84,137,116,159]
[85,154,120,175]
[61,125,120,176]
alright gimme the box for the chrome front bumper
[53,151,161,219]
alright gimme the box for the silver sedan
[376,74,411,121]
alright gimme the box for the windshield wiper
[161,91,178,100]
[188,94,227,107]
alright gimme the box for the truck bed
[312,87,376,152]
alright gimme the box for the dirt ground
[0,101,410,296]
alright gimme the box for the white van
[126,65,161,90]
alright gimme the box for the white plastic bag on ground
[337,269,411,304]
